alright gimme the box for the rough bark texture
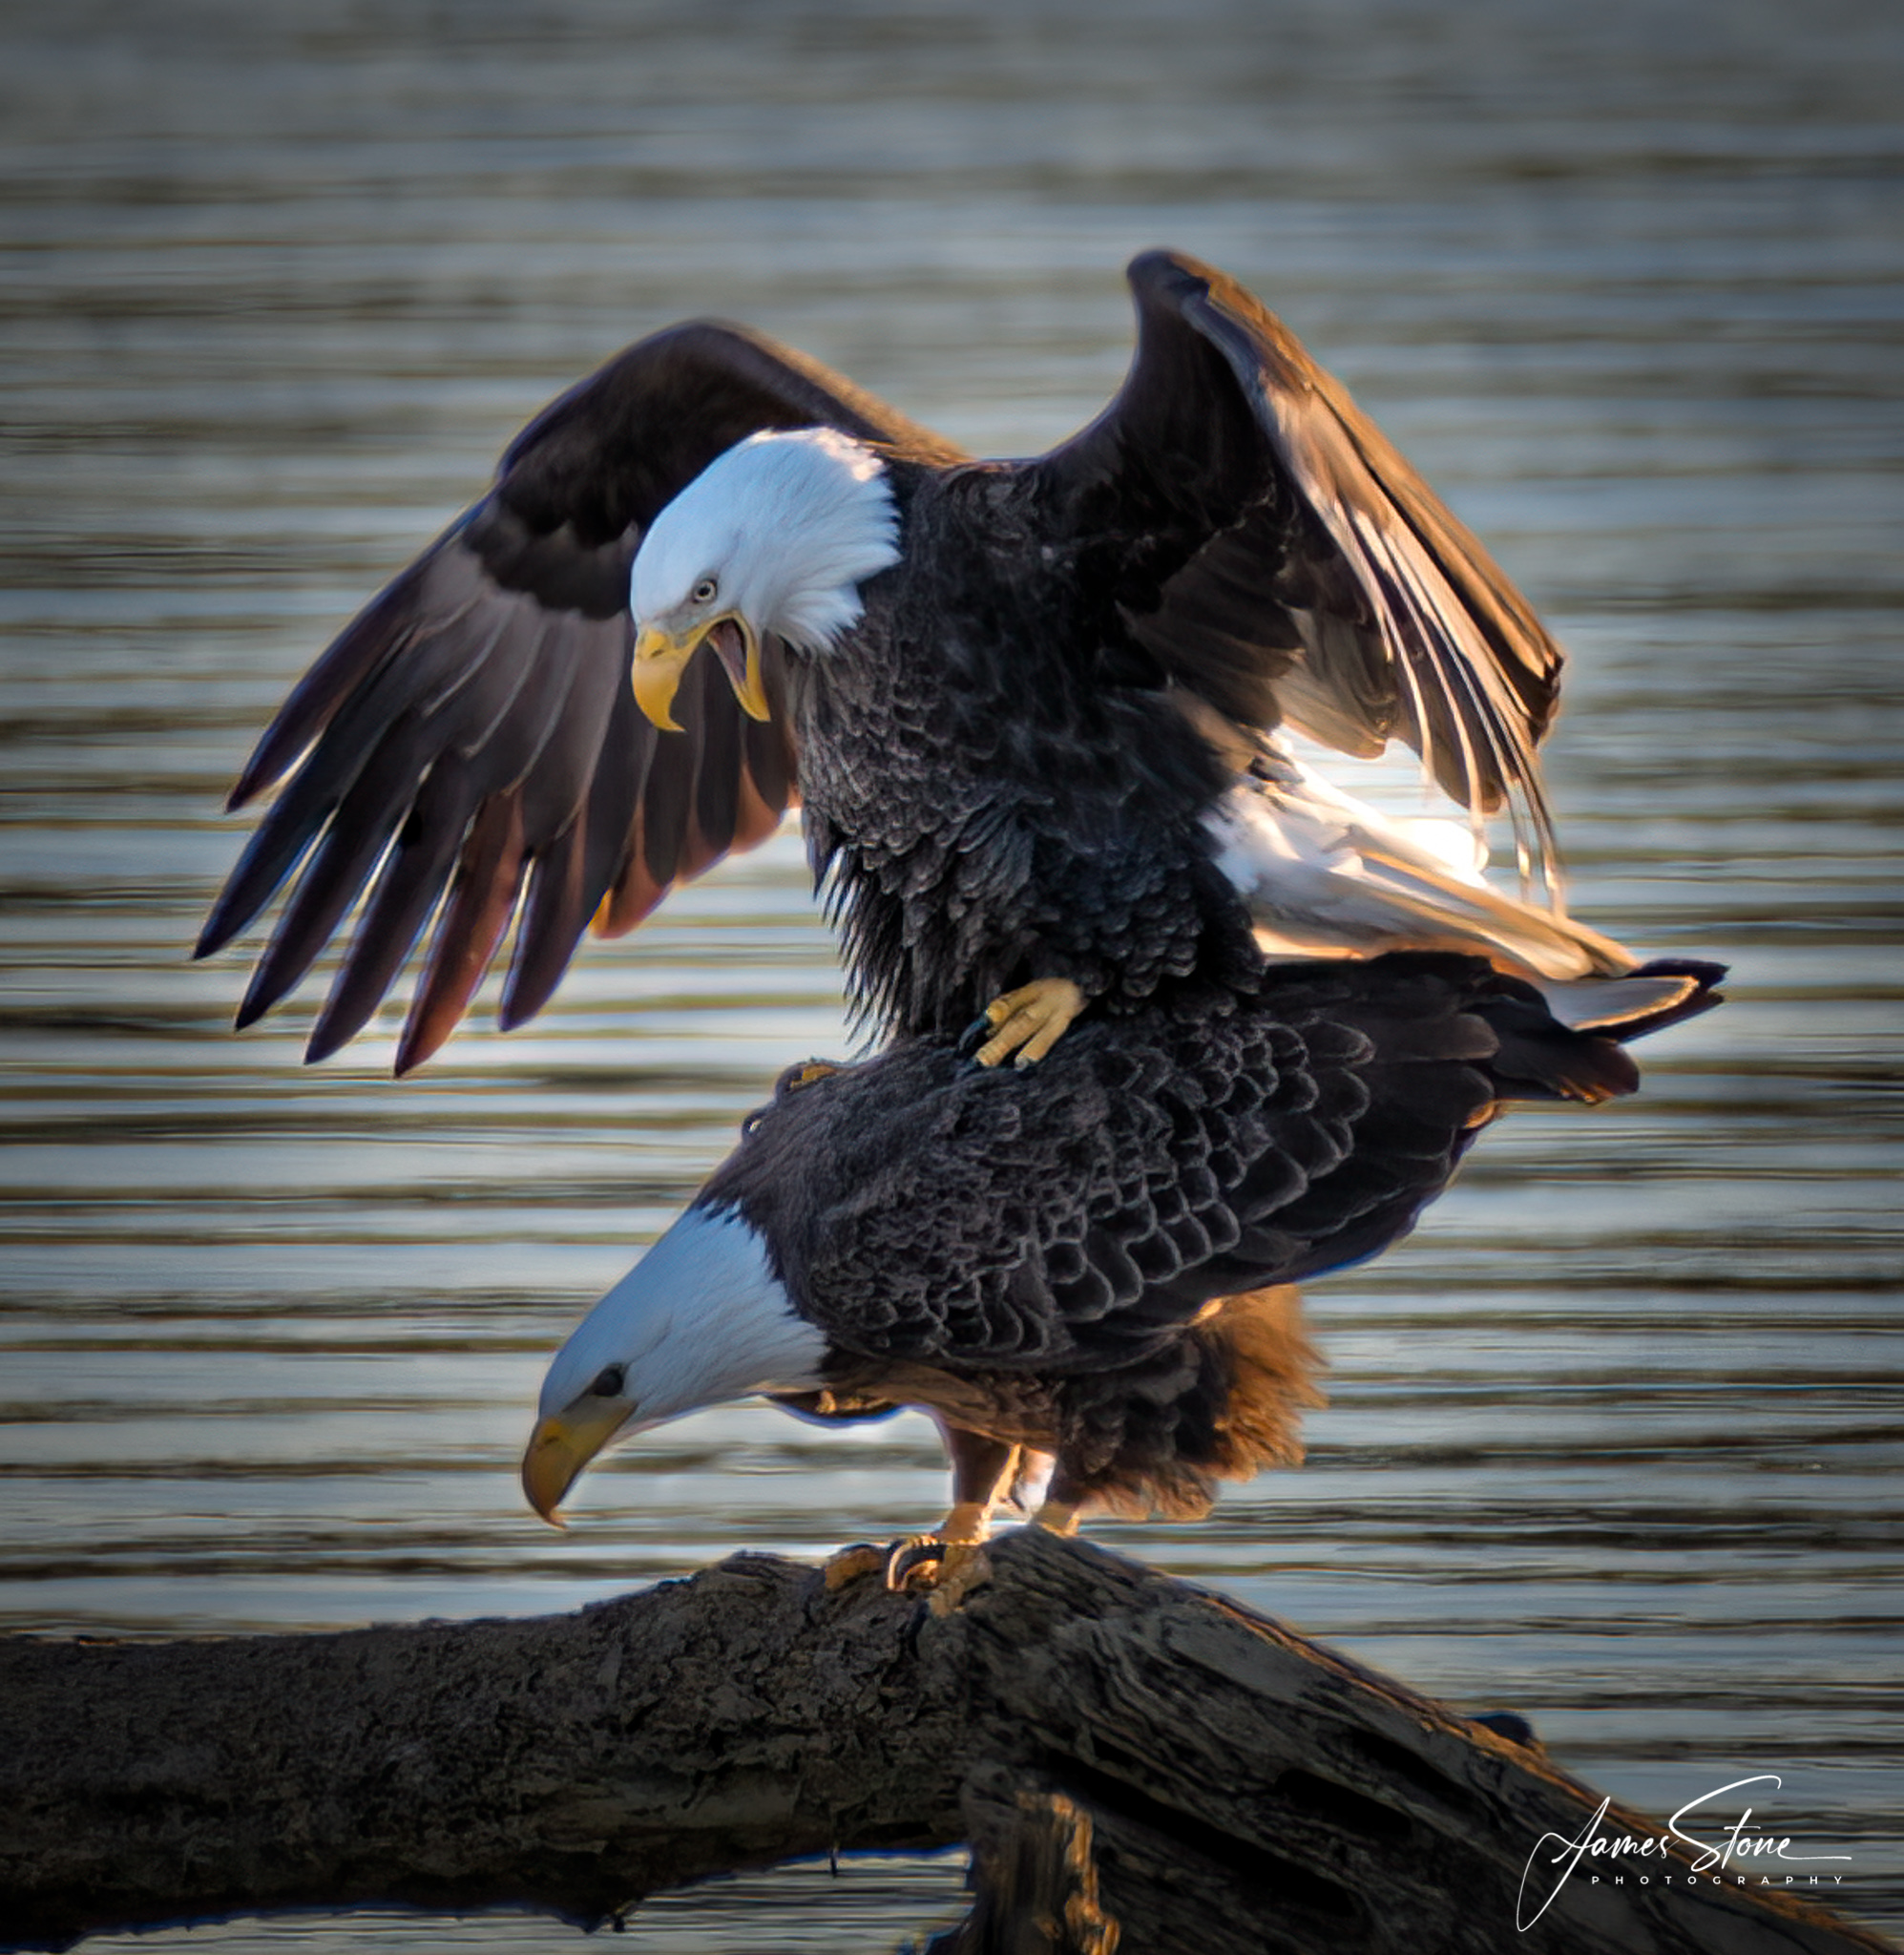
[0,1531,1892,1955]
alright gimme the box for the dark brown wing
[1027,249,1565,893]
[197,321,965,1071]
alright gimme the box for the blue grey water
[2,0,1900,1945]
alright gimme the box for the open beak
[705,617,772,723]
[632,615,771,732]
[520,1404,629,1527]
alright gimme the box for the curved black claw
[955,1015,993,1062]
[886,1538,948,1590]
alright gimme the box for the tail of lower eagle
[1209,745,1711,1035]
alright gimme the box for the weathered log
[0,1531,1891,1954]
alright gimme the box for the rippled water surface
[4,0,1901,1945]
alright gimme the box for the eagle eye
[589,1364,626,1398]
[690,576,719,605]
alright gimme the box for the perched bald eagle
[196,250,1681,1075]
[522,953,1723,1581]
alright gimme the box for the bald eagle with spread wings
[198,250,1688,1073]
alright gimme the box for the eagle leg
[969,978,1087,1069]
[1028,1461,1087,1537]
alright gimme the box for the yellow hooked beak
[632,615,771,732]
[520,1404,629,1527]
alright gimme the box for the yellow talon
[926,1543,994,1615]
[973,978,1086,1068]
[889,1539,995,1615]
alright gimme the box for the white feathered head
[627,429,902,729]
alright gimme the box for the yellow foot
[783,1059,846,1092]
[822,1542,889,1591]
[926,1545,994,1616]
[973,978,1086,1069]
[887,1539,995,1616]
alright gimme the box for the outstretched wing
[198,322,965,1071]
[1028,249,1566,893]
